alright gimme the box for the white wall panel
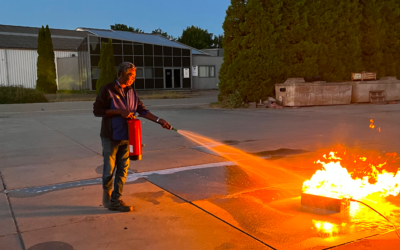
[0,50,8,85]
[0,49,78,89]
[7,50,38,88]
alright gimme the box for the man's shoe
[102,190,112,208]
[108,199,133,212]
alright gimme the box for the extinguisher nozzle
[172,128,178,132]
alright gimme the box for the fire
[302,151,400,200]
[369,119,375,129]
[312,220,339,235]
[369,119,381,132]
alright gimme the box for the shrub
[220,91,243,108]
[0,86,48,104]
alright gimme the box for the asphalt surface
[0,92,399,249]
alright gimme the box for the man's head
[117,62,136,87]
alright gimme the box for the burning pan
[301,193,350,212]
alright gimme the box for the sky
[0,0,231,38]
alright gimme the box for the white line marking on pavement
[6,160,234,194]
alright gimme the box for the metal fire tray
[301,193,350,212]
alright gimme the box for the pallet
[370,90,385,103]
[352,72,377,81]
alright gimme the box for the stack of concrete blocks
[275,77,400,107]
[351,77,400,103]
[275,78,352,107]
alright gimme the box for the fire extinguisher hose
[349,198,400,239]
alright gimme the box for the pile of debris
[248,97,283,109]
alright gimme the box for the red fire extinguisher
[128,118,142,161]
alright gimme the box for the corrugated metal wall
[0,50,7,85]
[0,49,78,89]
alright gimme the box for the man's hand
[158,119,172,130]
[120,110,134,119]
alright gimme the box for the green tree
[36,25,57,93]
[379,0,400,76]
[218,0,248,102]
[111,23,144,33]
[277,0,318,81]
[151,28,177,41]
[237,0,282,102]
[335,0,364,80]
[360,0,384,74]
[211,34,224,48]
[177,26,213,49]
[96,39,117,93]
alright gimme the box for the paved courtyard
[0,93,399,249]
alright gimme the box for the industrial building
[0,24,223,91]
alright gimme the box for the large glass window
[135,79,144,89]
[144,56,153,66]
[113,44,122,55]
[182,49,190,56]
[136,68,144,78]
[124,55,133,64]
[90,43,100,54]
[173,57,181,67]
[134,45,143,55]
[173,48,181,56]
[155,79,164,89]
[163,46,172,56]
[114,56,123,66]
[123,43,133,55]
[199,66,215,77]
[144,44,153,55]
[154,57,163,67]
[145,68,153,78]
[145,79,154,89]
[84,36,193,90]
[91,67,101,79]
[155,68,163,77]
[164,57,172,67]
[154,45,162,55]
[182,57,190,67]
[134,56,144,67]
[90,55,100,66]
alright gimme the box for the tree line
[111,23,223,49]
[218,0,400,105]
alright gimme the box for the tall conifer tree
[36,25,57,93]
[336,0,364,80]
[379,0,400,76]
[218,0,248,101]
[36,26,46,92]
[96,39,117,93]
[360,0,384,74]
[237,0,282,102]
[277,0,318,81]
[44,25,57,93]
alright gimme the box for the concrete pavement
[0,93,400,249]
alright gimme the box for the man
[93,62,172,212]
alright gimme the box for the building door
[174,69,181,88]
[165,69,172,88]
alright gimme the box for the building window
[136,68,144,78]
[199,66,215,78]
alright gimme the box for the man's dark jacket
[93,80,148,140]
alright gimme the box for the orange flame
[302,151,400,200]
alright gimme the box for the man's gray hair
[118,62,136,76]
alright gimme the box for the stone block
[351,77,400,103]
[275,81,352,107]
